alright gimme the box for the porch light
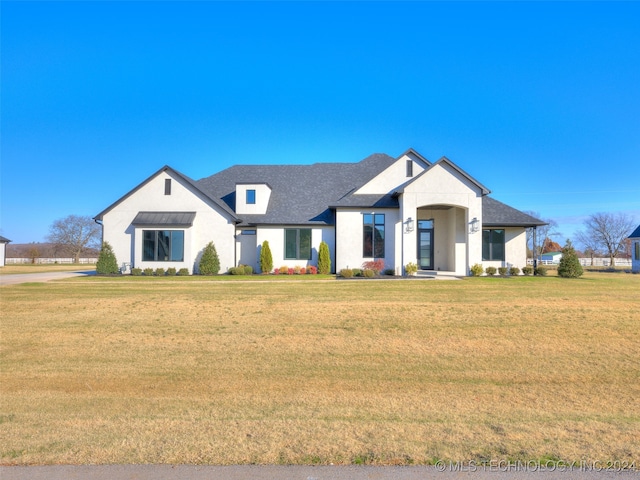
[405,217,415,233]
[470,217,479,233]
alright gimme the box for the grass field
[1,273,638,466]
[0,264,96,275]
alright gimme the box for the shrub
[470,264,484,276]
[384,268,395,276]
[166,267,177,276]
[308,265,317,275]
[363,269,375,278]
[273,268,280,275]
[405,262,418,275]
[96,241,119,275]
[498,267,508,276]
[485,266,497,276]
[260,240,273,274]
[558,239,584,278]
[177,268,190,276]
[155,267,165,276]
[340,268,354,278]
[535,265,548,276]
[243,265,253,275]
[131,268,143,276]
[522,266,534,276]
[509,266,520,276]
[293,265,301,275]
[351,268,362,277]
[199,241,220,275]
[288,268,294,275]
[318,241,331,274]
[362,259,385,274]
[143,268,154,276]
[279,266,289,275]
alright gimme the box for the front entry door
[418,220,434,270]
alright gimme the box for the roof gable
[399,156,490,196]
[628,224,640,239]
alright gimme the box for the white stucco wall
[356,154,427,194]
[235,183,272,215]
[0,242,6,267]
[335,209,399,272]
[101,170,236,274]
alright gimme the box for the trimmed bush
[340,268,354,278]
[279,266,289,275]
[534,265,548,276]
[351,268,363,277]
[558,240,584,278]
[405,262,418,275]
[384,269,395,276]
[243,265,253,275]
[143,268,154,276]
[96,241,119,275]
[307,265,317,275]
[498,267,508,276]
[509,266,520,276]
[363,269,375,278]
[166,267,177,276]
[293,265,302,275]
[318,241,331,275]
[199,241,220,275]
[177,268,190,276]
[470,264,484,276]
[131,268,142,276]
[155,268,165,276]
[522,266,534,276]
[362,259,385,275]
[485,266,497,276]
[260,240,273,274]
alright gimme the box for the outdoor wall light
[470,217,479,233]
[406,217,415,233]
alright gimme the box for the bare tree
[46,215,101,263]
[575,213,636,267]
[524,211,559,258]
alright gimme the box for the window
[635,242,640,260]
[164,179,171,195]
[363,214,385,258]
[143,230,184,261]
[406,160,413,177]
[246,189,256,204]
[285,228,311,260]
[482,229,505,261]
[241,230,256,235]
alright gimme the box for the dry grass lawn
[1,273,638,465]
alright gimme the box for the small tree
[46,214,101,263]
[260,240,273,274]
[318,241,331,274]
[199,241,220,275]
[96,241,119,274]
[558,239,583,278]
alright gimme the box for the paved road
[1,465,637,480]
[0,270,96,286]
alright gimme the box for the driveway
[0,270,96,286]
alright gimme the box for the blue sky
[2,1,639,245]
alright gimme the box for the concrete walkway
[0,270,96,286]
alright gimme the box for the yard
[1,273,638,466]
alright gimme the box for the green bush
[351,268,362,277]
[522,266,534,276]
[498,267,508,276]
[470,264,484,276]
[96,241,119,275]
[363,269,375,278]
[535,265,547,276]
[228,266,242,275]
[558,239,584,278]
[143,268,154,276]
[166,267,177,276]
[318,241,331,275]
[177,268,190,276]
[384,269,395,276]
[155,268,165,276]
[199,241,220,275]
[260,240,273,274]
[405,262,418,275]
[509,266,520,276]
[131,268,142,276]
[340,268,354,278]
[243,265,253,275]
[485,266,497,276]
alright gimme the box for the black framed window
[285,228,311,260]
[482,229,505,261]
[246,189,256,204]
[164,179,171,195]
[363,214,385,258]
[143,230,184,261]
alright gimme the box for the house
[540,251,562,264]
[629,225,640,273]
[0,236,10,267]
[94,149,546,276]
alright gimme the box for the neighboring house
[629,225,640,273]
[540,251,562,264]
[94,149,546,276]
[0,236,10,267]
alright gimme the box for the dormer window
[246,189,256,204]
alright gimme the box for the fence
[527,258,632,267]
[5,258,98,265]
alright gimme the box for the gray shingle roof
[628,224,640,239]
[482,197,546,227]
[0,236,11,243]
[196,153,397,226]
